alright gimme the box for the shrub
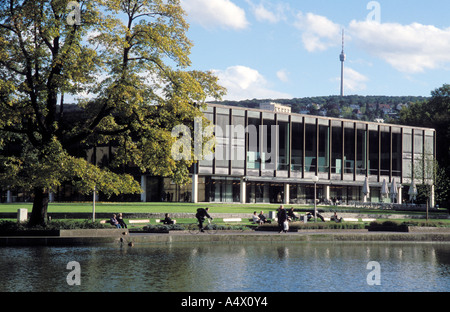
[142,224,185,233]
[0,220,110,232]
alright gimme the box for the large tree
[0,0,225,225]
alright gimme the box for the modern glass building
[187,103,436,206]
[0,103,436,206]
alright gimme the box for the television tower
[339,29,346,97]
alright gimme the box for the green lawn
[1,202,448,216]
[1,202,449,229]
[0,202,286,214]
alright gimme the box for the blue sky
[180,0,450,101]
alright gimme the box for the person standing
[277,205,288,233]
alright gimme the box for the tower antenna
[340,29,346,97]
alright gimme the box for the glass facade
[195,104,436,204]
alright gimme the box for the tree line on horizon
[211,95,429,122]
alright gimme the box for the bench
[323,217,360,222]
[128,219,150,224]
[342,218,359,222]
[155,219,177,225]
[223,218,242,223]
[362,218,376,222]
[101,219,150,225]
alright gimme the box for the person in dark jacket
[287,207,299,221]
[162,213,175,225]
[110,214,120,228]
[117,213,127,228]
[195,208,213,232]
[277,205,288,233]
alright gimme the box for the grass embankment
[0,202,449,232]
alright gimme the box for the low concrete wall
[1,230,449,246]
[59,229,129,237]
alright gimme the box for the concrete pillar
[397,187,402,204]
[240,178,246,204]
[7,190,12,203]
[324,185,330,201]
[140,175,147,202]
[430,184,435,208]
[17,208,27,223]
[192,173,198,203]
[284,183,289,204]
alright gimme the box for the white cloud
[294,11,450,74]
[181,0,249,30]
[294,12,342,52]
[212,65,292,100]
[348,20,450,73]
[343,67,369,92]
[246,0,288,24]
[333,67,369,93]
[276,69,290,82]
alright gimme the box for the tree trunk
[29,188,49,227]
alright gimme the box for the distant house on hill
[259,102,291,113]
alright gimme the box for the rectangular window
[403,133,412,153]
[414,132,423,154]
[278,121,289,171]
[247,118,260,169]
[318,124,330,173]
[392,129,402,177]
[231,115,245,169]
[331,122,343,174]
[356,126,367,176]
[215,113,230,168]
[344,125,355,174]
[369,129,379,176]
[380,128,390,176]
[305,123,317,172]
[291,122,303,172]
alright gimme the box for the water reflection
[0,242,449,292]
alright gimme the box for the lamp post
[312,176,319,222]
[92,185,96,222]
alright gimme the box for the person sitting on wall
[330,212,342,223]
[287,207,299,221]
[258,211,271,224]
[252,211,262,225]
[162,213,175,225]
[110,214,120,228]
[117,213,127,228]
[306,212,325,222]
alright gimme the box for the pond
[1,241,449,292]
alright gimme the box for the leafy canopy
[0,0,225,198]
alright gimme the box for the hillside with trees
[212,95,429,122]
